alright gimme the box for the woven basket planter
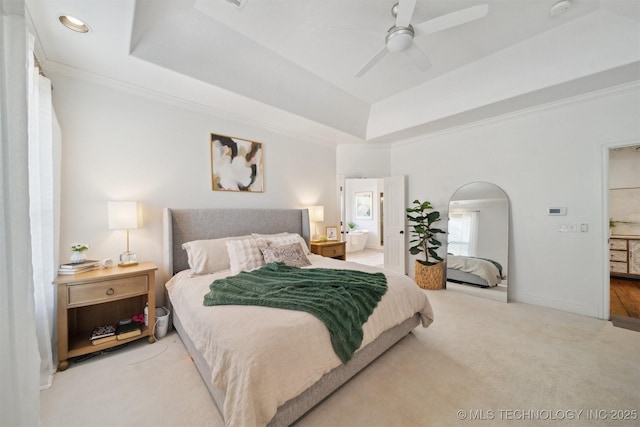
[414,261,444,290]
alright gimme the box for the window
[448,211,479,256]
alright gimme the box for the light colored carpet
[40,290,640,427]
[348,249,384,268]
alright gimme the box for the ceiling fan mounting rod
[391,2,399,18]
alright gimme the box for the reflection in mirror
[446,182,509,302]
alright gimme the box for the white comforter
[447,255,502,286]
[166,255,434,427]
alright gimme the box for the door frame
[601,138,640,320]
[339,175,406,273]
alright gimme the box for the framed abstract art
[210,133,264,192]
[355,191,373,219]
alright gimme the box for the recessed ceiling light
[550,0,571,17]
[59,15,89,33]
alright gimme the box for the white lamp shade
[309,205,324,222]
[108,201,141,230]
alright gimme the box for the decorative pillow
[261,242,311,267]
[226,238,268,274]
[251,233,311,255]
[182,235,251,275]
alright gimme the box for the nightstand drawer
[68,275,148,306]
[322,245,345,258]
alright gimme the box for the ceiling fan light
[386,27,414,52]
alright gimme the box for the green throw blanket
[203,262,388,363]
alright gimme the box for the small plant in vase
[347,222,356,231]
[70,243,90,264]
[406,200,446,289]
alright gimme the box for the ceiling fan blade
[414,4,488,36]
[404,43,432,71]
[327,25,379,35]
[395,0,417,28]
[355,46,388,77]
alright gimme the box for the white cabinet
[629,240,640,275]
[610,238,640,277]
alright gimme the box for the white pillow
[251,233,311,255]
[182,235,251,275]
[261,242,311,267]
[226,238,268,274]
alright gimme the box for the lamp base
[118,261,139,267]
[119,251,138,267]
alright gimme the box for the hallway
[610,277,640,319]
[610,277,640,332]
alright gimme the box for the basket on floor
[414,261,443,290]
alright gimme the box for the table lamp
[108,201,141,267]
[309,205,324,241]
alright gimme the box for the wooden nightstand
[53,262,157,371]
[310,241,346,260]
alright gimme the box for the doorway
[607,144,640,331]
[339,176,406,273]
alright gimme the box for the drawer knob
[106,288,115,296]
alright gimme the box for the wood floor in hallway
[610,276,640,319]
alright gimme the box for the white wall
[609,146,640,235]
[609,146,640,189]
[340,84,640,318]
[51,73,338,305]
[336,143,391,178]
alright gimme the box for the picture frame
[210,133,264,192]
[355,191,373,220]
[325,226,338,241]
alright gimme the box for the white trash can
[155,307,170,339]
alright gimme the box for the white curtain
[28,34,60,390]
[0,0,42,425]
[448,211,479,256]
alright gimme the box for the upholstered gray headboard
[163,208,310,276]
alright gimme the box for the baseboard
[510,291,601,318]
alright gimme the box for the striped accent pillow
[226,238,268,274]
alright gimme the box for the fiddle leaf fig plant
[406,200,445,266]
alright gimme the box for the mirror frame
[446,182,509,302]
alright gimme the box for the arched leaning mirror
[446,182,509,302]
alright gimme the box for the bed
[162,208,434,426]
[446,254,504,287]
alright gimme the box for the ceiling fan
[355,0,489,77]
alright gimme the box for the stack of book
[58,260,100,275]
[115,321,142,341]
[90,324,116,345]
